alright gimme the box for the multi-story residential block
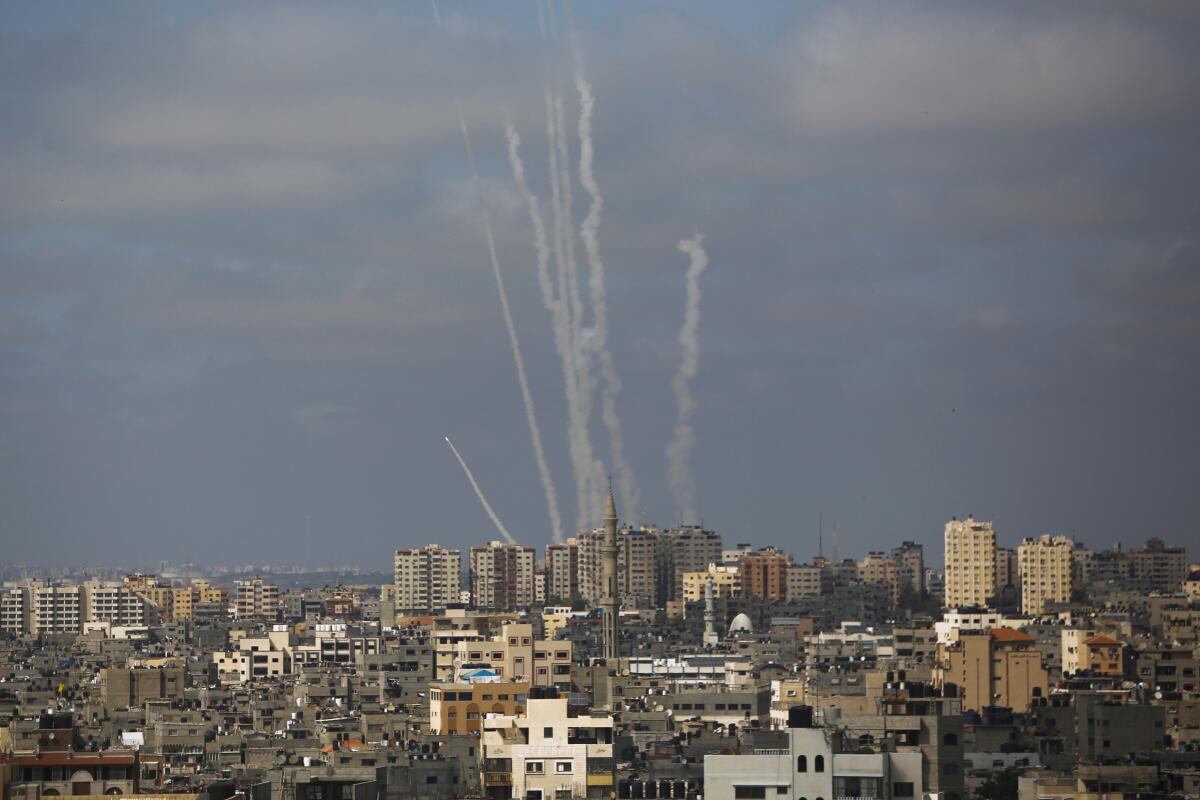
[943,516,997,609]
[31,584,83,634]
[481,687,614,800]
[429,679,528,734]
[1018,535,1074,615]
[83,581,149,629]
[657,525,723,602]
[1128,538,1188,592]
[705,707,925,800]
[934,627,1049,714]
[578,527,660,607]
[995,546,1020,594]
[857,551,895,586]
[740,547,792,603]
[0,586,29,633]
[394,543,462,612]
[446,622,572,689]
[891,541,925,601]
[681,563,741,602]
[470,541,536,610]
[545,538,579,602]
[785,564,824,600]
[233,577,279,620]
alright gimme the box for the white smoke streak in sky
[552,93,601,529]
[574,74,641,520]
[457,110,564,542]
[668,234,710,524]
[504,120,579,543]
[444,436,516,545]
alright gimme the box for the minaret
[601,487,619,661]
[703,571,718,646]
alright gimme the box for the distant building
[393,543,461,612]
[429,679,528,734]
[1018,535,1074,614]
[233,577,279,620]
[890,541,925,602]
[545,538,579,602]
[944,516,997,609]
[740,547,792,603]
[470,541,536,610]
[657,525,723,602]
[681,563,741,602]
[785,564,824,600]
[935,627,1049,714]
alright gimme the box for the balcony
[484,773,513,787]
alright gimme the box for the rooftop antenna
[832,521,839,564]
[819,511,823,561]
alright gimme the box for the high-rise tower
[601,488,619,661]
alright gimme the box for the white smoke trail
[444,436,516,545]
[574,74,641,520]
[457,110,564,542]
[667,234,709,523]
[504,120,579,544]
[551,92,601,529]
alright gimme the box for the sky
[2,1,1198,569]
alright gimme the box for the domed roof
[728,613,753,633]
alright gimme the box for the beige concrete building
[681,564,741,602]
[943,515,997,608]
[429,680,528,734]
[233,577,279,620]
[857,551,895,586]
[393,543,462,612]
[578,527,660,607]
[544,538,579,602]
[446,622,572,689]
[657,525,723,601]
[785,564,824,600]
[890,541,925,602]
[1017,534,1074,615]
[935,627,1049,713]
[470,541,536,610]
[481,689,614,800]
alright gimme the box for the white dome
[728,613,753,633]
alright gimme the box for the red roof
[990,627,1033,643]
[1084,635,1121,646]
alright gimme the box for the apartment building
[656,525,723,602]
[470,541,536,610]
[934,628,1049,714]
[445,622,572,689]
[995,546,1020,594]
[740,547,792,603]
[481,687,614,800]
[890,541,925,601]
[858,551,895,586]
[429,679,529,734]
[545,538,579,602]
[394,543,462,612]
[786,564,824,600]
[681,563,741,602]
[1018,535,1074,615]
[578,527,660,607]
[233,577,279,620]
[943,516,997,609]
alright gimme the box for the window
[425,776,438,784]
[526,761,544,774]
[544,727,554,738]
[797,755,807,772]
[814,755,824,773]
[555,761,572,773]
[894,783,915,798]
[734,788,766,799]
[943,733,958,746]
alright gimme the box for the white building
[394,543,462,612]
[705,709,924,800]
[481,688,614,800]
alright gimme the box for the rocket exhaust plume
[550,90,600,530]
[444,436,516,545]
[506,120,590,542]
[667,234,709,523]
[575,74,641,520]
[457,109,564,542]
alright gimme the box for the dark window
[894,783,914,798]
[814,755,824,773]
[734,788,766,799]
[425,776,438,784]
[797,756,807,773]
[943,733,958,746]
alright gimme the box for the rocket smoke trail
[505,121,587,542]
[575,74,641,520]
[550,92,601,530]
[667,234,709,523]
[457,111,564,542]
[444,436,516,545]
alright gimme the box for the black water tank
[787,705,814,728]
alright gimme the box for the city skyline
[3,1,1199,567]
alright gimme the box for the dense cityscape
[0,496,1196,799]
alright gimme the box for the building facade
[470,541,537,610]
[1017,535,1074,615]
[943,516,997,609]
[394,543,462,612]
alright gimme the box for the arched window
[943,733,958,746]
[797,755,807,772]
[814,755,824,773]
